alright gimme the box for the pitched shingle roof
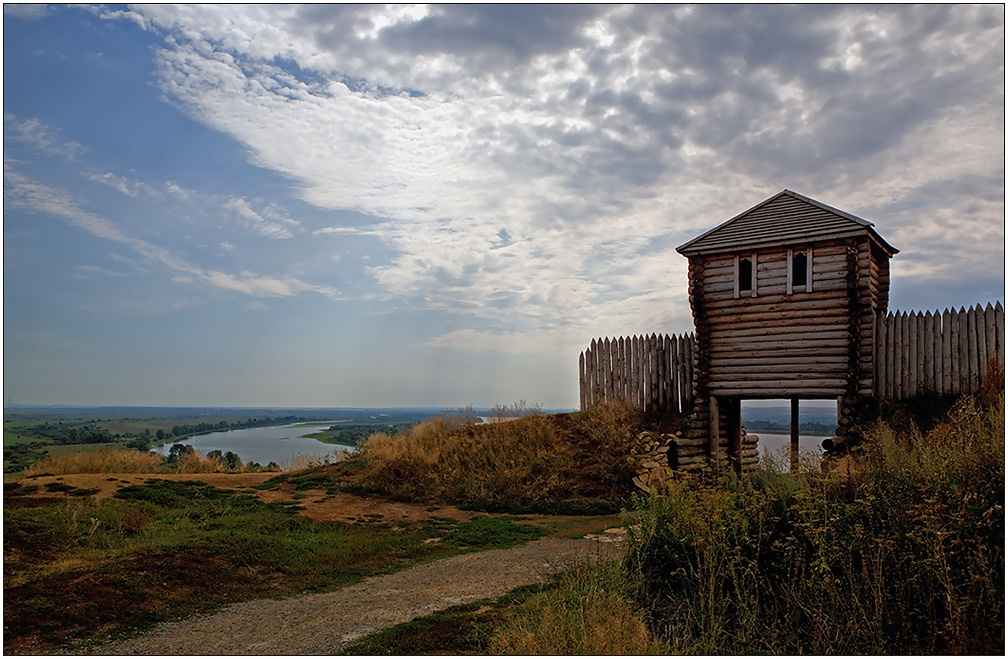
[676,190,898,257]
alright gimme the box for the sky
[3,4,1005,409]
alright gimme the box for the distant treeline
[312,422,421,446]
[167,415,303,439]
[14,422,119,446]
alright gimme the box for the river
[753,432,826,461]
[153,423,354,467]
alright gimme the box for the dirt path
[91,534,623,655]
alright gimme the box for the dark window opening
[739,257,753,292]
[792,251,807,288]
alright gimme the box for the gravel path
[92,534,623,655]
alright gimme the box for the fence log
[959,308,969,393]
[907,312,918,396]
[997,302,1005,369]
[942,309,952,394]
[973,305,987,385]
[968,306,979,392]
[931,311,942,392]
[899,314,907,401]
[884,313,895,397]
[950,311,960,395]
[985,303,997,378]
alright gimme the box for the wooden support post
[709,396,721,476]
[790,397,800,471]
[728,398,742,475]
[579,352,586,411]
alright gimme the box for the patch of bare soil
[12,472,478,525]
[14,472,627,655]
[256,484,477,524]
[13,472,275,499]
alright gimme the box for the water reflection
[152,423,354,467]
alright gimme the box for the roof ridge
[676,190,897,256]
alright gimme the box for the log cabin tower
[675,190,898,472]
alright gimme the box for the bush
[623,394,1005,654]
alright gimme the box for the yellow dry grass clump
[21,448,241,476]
[355,401,643,509]
[23,449,164,476]
[489,562,666,654]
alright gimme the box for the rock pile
[629,430,678,492]
[629,426,762,492]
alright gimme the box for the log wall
[701,239,877,398]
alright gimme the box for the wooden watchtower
[675,190,898,472]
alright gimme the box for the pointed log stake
[579,351,586,411]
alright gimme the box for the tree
[222,451,243,472]
[126,436,150,452]
[168,443,194,462]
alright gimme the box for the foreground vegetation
[4,393,1003,654]
[343,393,1004,655]
[3,477,547,653]
[625,395,1003,654]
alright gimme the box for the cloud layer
[4,5,1003,409]
[106,4,1002,348]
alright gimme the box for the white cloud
[74,264,129,279]
[222,196,300,239]
[5,115,85,159]
[114,5,1002,344]
[4,4,51,21]
[4,163,338,301]
[88,172,158,197]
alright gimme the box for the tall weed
[624,394,1004,654]
[489,561,666,655]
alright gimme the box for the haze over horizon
[4,5,1004,408]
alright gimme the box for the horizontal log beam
[709,378,848,388]
[711,386,847,397]
[704,290,848,311]
[709,346,849,359]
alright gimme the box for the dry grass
[351,401,645,510]
[20,448,286,476]
[488,561,666,655]
[23,449,164,476]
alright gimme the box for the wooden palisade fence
[579,332,695,413]
[875,303,1004,398]
[580,303,1004,412]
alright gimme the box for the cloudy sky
[4,4,1004,408]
